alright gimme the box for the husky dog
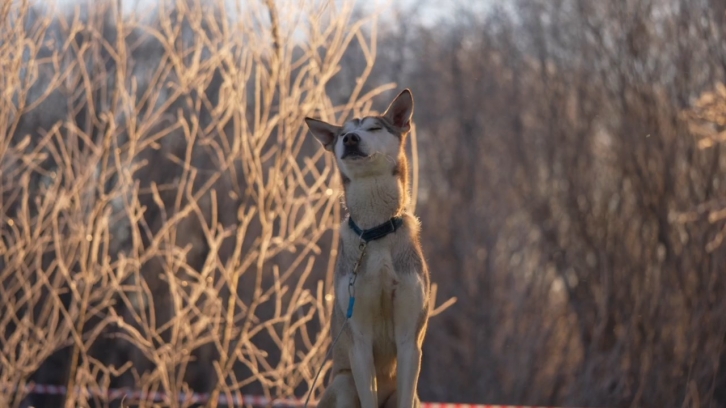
[305,89,430,408]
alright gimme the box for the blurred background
[2,0,726,407]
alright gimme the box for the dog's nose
[343,133,360,146]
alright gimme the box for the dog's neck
[344,175,407,230]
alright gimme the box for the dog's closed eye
[368,127,382,132]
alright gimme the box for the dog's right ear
[305,117,340,151]
[383,89,414,133]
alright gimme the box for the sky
[48,0,498,26]
[393,0,496,26]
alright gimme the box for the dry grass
[0,0,448,406]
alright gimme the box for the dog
[305,89,430,408]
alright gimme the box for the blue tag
[346,297,355,318]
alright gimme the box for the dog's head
[305,89,414,182]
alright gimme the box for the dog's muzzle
[341,132,367,159]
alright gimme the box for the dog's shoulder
[398,212,422,241]
[393,213,429,278]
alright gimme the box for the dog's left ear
[305,117,340,151]
[383,89,414,132]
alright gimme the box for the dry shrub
[0,0,408,406]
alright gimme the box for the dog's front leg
[349,333,377,408]
[395,338,422,408]
[394,275,427,408]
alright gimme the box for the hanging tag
[346,296,355,318]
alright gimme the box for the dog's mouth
[341,148,369,160]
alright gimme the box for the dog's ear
[305,117,340,151]
[383,89,414,132]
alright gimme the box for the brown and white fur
[305,89,430,408]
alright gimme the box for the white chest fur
[337,244,397,313]
[337,228,402,349]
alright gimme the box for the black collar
[348,216,404,243]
